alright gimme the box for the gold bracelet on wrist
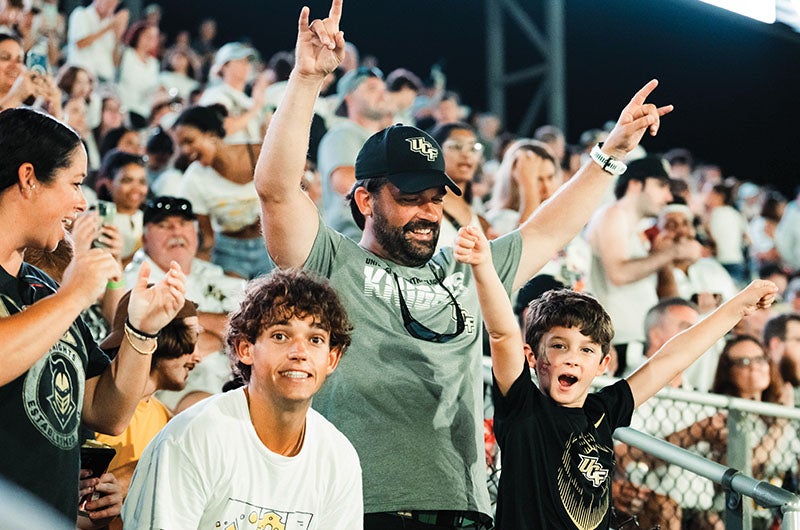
[123,326,158,355]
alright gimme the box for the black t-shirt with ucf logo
[493,363,633,530]
[0,263,109,520]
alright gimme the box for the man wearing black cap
[255,1,673,528]
[585,156,702,376]
[125,196,245,412]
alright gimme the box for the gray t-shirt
[316,120,372,240]
[305,223,522,517]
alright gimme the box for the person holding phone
[0,108,186,521]
[0,33,61,117]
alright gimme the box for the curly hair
[524,289,614,358]
[225,269,353,384]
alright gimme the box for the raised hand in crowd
[294,0,345,81]
[602,79,673,159]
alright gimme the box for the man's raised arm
[512,79,673,290]
[255,0,345,269]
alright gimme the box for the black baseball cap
[623,156,671,183]
[143,196,196,225]
[355,124,462,196]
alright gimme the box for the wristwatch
[590,143,627,176]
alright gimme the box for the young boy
[122,269,363,529]
[453,225,777,530]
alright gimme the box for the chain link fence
[482,363,800,529]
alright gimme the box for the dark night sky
[157,0,800,197]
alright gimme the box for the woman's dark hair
[429,121,475,148]
[95,149,145,200]
[759,192,786,223]
[98,126,136,160]
[173,104,228,139]
[429,122,477,203]
[0,32,22,47]
[0,108,82,193]
[55,65,92,100]
[146,127,175,156]
[711,334,785,404]
[125,21,155,49]
[98,149,145,181]
[164,49,196,80]
[267,51,294,83]
[711,183,734,207]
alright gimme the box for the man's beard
[780,355,800,386]
[372,204,439,267]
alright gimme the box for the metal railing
[481,360,800,528]
[614,427,800,530]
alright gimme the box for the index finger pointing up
[329,0,343,25]
[629,79,659,106]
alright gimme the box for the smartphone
[25,46,49,76]
[80,443,116,480]
[89,201,116,248]
[79,442,116,512]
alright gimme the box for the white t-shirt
[157,71,200,101]
[179,161,261,234]
[122,388,363,529]
[199,83,266,145]
[117,47,160,118]
[66,6,116,81]
[708,205,747,265]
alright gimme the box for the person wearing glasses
[708,336,797,503]
[255,1,673,528]
[0,107,186,522]
[452,224,778,530]
[430,122,498,250]
[124,196,246,413]
[317,65,392,240]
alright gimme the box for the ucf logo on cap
[406,137,439,162]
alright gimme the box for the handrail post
[783,497,800,530]
[727,408,753,529]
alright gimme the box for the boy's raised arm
[626,280,778,408]
[254,0,345,269]
[454,226,524,395]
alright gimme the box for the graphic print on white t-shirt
[214,498,313,530]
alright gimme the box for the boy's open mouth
[558,374,578,387]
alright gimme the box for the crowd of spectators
[0,0,798,528]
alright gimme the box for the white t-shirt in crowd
[122,388,363,529]
[117,47,160,118]
[66,5,116,81]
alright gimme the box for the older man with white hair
[124,196,245,412]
